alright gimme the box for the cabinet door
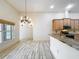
[71,20,75,30]
[53,19,63,31]
[71,19,79,31]
[75,20,79,30]
[53,20,60,30]
[64,19,71,26]
[59,20,63,30]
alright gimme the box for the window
[0,24,2,43]
[5,24,12,40]
[2,24,14,41]
[0,19,15,43]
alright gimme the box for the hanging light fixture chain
[21,0,31,24]
[25,0,26,17]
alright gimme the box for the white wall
[27,13,64,41]
[70,13,79,19]
[31,13,54,41]
[20,12,79,41]
[20,22,33,40]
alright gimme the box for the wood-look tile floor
[1,40,55,59]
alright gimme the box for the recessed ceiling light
[66,4,74,10]
[50,5,54,9]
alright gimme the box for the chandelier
[21,0,31,23]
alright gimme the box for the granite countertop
[49,34,79,50]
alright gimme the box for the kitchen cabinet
[52,18,79,32]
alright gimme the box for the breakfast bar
[49,34,79,59]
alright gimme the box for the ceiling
[6,0,79,13]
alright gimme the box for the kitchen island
[49,34,79,59]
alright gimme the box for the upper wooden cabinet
[52,18,79,32]
[53,19,63,31]
[63,18,71,26]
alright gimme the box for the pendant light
[21,0,31,23]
